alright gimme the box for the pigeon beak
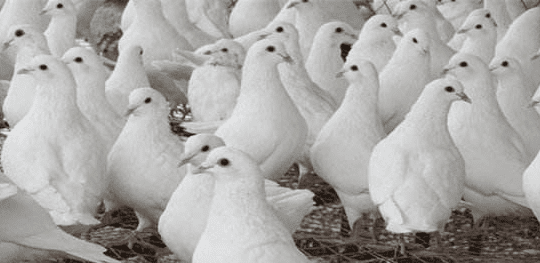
[257,32,271,41]
[124,106,136,117]
[280,53,294,64]
[1,39,13,52]
[392,10,405,20]
[457,28,470,34]
[286,1,300,8]
[16,67,34,75]
[39,8,51,16]
[335,70,345,78]
[528,100,540,108]
[489,17,498,27]
[456,92,471,103]
[441,66,454,76]
[191,162,214,174]
[178,151,197,167]
[393,28,403,37]
[532,52,540,60]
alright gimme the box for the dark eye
[266,46,275,52]
[39,64,48,70]
[221,48,228,52]
[412,37,418,43]
[201,145,210,152]
[57,3,63,8]
[501,61,509,67]
[380,23,387,28]
[302,0,308,2]
[444,86,454,93]
[351,65,358,71]
[486,13,490,18]
[14,29,24,37]
[144,97,151,104]
[410,4,416,10]
[74,57,83,63]
[459,61,468,67]
[218,158,230,166]
[139,49,143,55]
[475,24,482,29]
[276,26,283,33]
[335,27,343,33]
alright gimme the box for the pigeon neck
[400,93,453,139]
[45,13,77,51]
[31,79,80,121]
[496,72,531,109]
[341,76,381,123]
[461,32,496,64]
[210,176,267,218]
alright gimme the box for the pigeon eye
[501,61,509,67]
[302,0,308,2]
[14,29,25,37]
[485,13,491,18]
[74,57,83,63]
[201,145,210,152]
[351,65,358,71]
[144,97,151,104]
[221,48,228,52]
[57,3,63,8]
[381,23,387,28]
[475,24,482,29]
[266,46,275,52]
[139,49,143,55]
[218,158,230,166]
[335,27,343,33]
[412,37,418,43]
[276,26,283,33]
[459,61,468,67]
[444,86,455,93]
[410,4,416,10]
[39,64,48,70]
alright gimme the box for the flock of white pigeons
[0,0,540,262]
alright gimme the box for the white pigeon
[118,0,193,64]
[437,0,483,31]
[378,28,433,134]
[228,0,281,38]
[62,46,125,152]
[495,7,540,87]
[311,59,385,238]
[456,8,498,65]
[393,0,456,77]
[346,14,402,73]
[369,77,469,254]
[105,45,150,116]
[188,39,244,122]
[444,52,533,226]
[107,87,187,233]
[490,56,540,159]
[185,0,232,39]
[159,0,218,49]
[286,0,335,60]
[215,38,308,181]
[191,146,313,263]
[262,21,338,172]
[1,25,50,127]
[1,54,108,226]
[41,0,77,58]
[0,173,120,263]
[159,134,314,262]
[305,21,357,105]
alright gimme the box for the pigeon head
[192,146,262,184]
[246,38,294,65]
[489,56,520,76]
[457,9,497,35]
[2,24,47,52]
[336,58,378,84]
[443,52,488,81]
[393,0,429,20]
[208,39,246,68]
[401,28,431,55]
[62,47,99,72]
[425,77,471,104]
[17,54,70,80]
[41,0,76,17]
[125,87,169,117]
[119,45,145,64]
[264,21,300,46]
[179,134,226,167]
[362,14,402,38]
[318,21,358,46]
